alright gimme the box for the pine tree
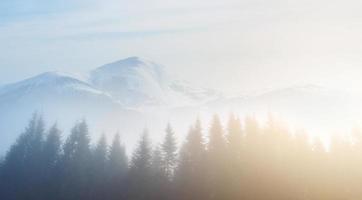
[0,113,46,199]
[161,123,177,180]
[226,114,244,199]
[43,124,62,170]
[128,129,153,200]
[130,130,152,174]
[206,114,228,200]
[108,133,128,178]
[176,119,207,200]
[150,145,167,200]
[92,134,108,173]
[226,113,243,158]
[208,115,226,153]
[107,133,128,200]
[42,123,62,199]
[151,145,164,177]
[60,120,91,200]
[90,134,108,200]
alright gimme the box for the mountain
[1,57,360,154]
[90,57,168,106]
[0,57,221,153]
[0,71,140,153]
[0,71,113,105]
[89,57,221,107]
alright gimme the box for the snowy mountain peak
[104,56,151,68]
[92,57,165,78]
[89,57,169,106]
[24,71,83,85]
[0,70,109,100]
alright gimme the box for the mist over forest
[2,0,362,199]
[1,113,362,200]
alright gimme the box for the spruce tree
[150,145,167,200]
[107,133,128,200]
[92,134,108,173]
[161,123,177,180]
[42,123,62,199]
[206,114,228,199]
[226,113,243,158]
[226,114,244,199]
[151,145,164,177]
[176,119,207,200]
[90,134,108,200]
[43,124,62,170]
[60,120,91,200]
[128,129,153,200]
[0,113,45,199]
[108,133,128,178]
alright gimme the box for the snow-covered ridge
[1,56,362,155]
[88,57,221,107]
[0,57,222,108]
[92,57,166,79]
[0,57,223,153]
[0,71,109,97]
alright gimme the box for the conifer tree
[208,115,227,155]
[150,145,167,200]
[151,145,164,177]
[206,114,228,199]
[90,134,108,200]
[128,129,153,200]
[226,113,243,158]
[108,133,128,178]
[42,123,62,199]
[226,114,244,199]
[43,124,62,170]
[92,134,108,173]
[60,120,91,200]
[107,133,128,200]
[161,123,177,180]
[176,119,207,200]
[0,113,45,199]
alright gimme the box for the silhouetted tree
[150,145,167,200]
[60,120,91,200]
[206,114,229,199]
[107,133,128,200]
[161,123,177,180]
[128,130,152,200]
[175,119,207,200]
[5,114,362,200]
[90,134,108,200]
[0,113,45,199]
[42,123,62,199]
[43,123,62,171]
[227,113,243,158]
[226,114,244,199]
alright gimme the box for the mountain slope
[90,57,168,106]
[89,57,221,107]
[0,58,221,153]
[0,71,140,153]
[2,58,360,154]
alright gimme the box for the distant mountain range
[0,57,221,152]
[0,57,361,153]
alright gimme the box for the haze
[1,0,362,93]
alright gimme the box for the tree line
[1,113,362,200]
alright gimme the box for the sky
[1,0,362,94]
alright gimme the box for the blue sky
[1,0,362,93]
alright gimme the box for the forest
[1,113,362,200]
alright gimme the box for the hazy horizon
[2,0,362,94]
[3,1,362,200]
